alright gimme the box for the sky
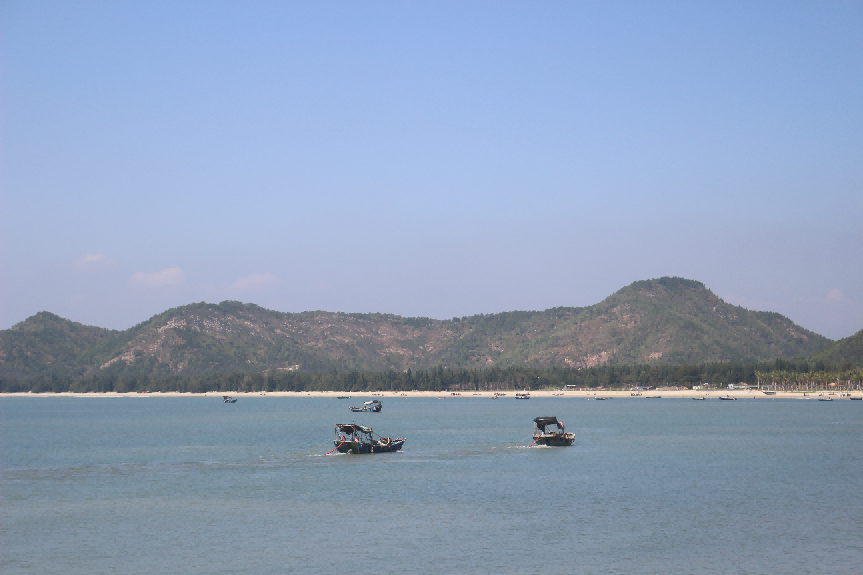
[2,1,862,340]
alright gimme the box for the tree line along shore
[2,359,861,394]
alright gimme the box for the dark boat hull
[533,434,574,447]
[334,439,405,454]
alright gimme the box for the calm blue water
[2,396,862,575]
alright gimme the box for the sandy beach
[3,389,861,399]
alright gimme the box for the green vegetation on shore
[3,358,860,394]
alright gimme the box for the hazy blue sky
[2,1,862,339]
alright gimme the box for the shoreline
[2,390,861,399]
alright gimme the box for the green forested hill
[0,312,121,378]
[810,328,863,367]
[0,277,835,379]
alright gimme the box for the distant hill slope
[0,277,834,379]
[810,328,863,367]
[0,312,121,378]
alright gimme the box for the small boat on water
[350,400,382,413]
[332,423,405,454]
[532,417,574,446]
[850,397,862,400]
[645,395,662,399]
[719,395,736,401]
[337,396,350,399]
[692,397,706,400]
[223,396,237,403]
[515,392,531,400]
[818,397,833,401]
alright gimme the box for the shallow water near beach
[2,396,862,574]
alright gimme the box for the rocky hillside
[0,277,835,379]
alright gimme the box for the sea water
[2,396,861,574]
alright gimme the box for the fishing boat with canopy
[531,416,574,446]
[331,423,405,454]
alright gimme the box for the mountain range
[3,277,857,380]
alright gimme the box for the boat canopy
[533,417,563,432]
[335,423,373,434]
[363,400,381,406]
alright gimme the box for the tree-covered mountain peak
[11,311,118,334]
[620,276,707,293]
[812,328,863,367]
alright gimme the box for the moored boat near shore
[532,417,574,446]
[350,400,382,412]
[331,423,405,454]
